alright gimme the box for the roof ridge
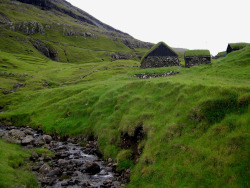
[141,42,178,61]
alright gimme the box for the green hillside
[0,0,152,64]
[0,0,249,187]
[0,43,249,187]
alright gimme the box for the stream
[0,125,126,188]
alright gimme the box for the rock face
[9,21,45,35]
[121,39,153,49]
[63,29,96,38]
[16,0,131,37]
[30,39,58,61]
[141,57,181,69]
[185,56,211,68]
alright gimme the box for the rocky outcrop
[121,39,153,49]
[110,52,133,60]
[9,21,45,35]
[0,13,11,24]
[62,28,96,38]
[30,39,58,61]
[141,57,181,69]
[185,56,211,68]
[16,0,131,37]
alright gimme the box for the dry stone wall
[141,56,181,69]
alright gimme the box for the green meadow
[0,44,249,187]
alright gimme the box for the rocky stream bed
[0,125,129,188]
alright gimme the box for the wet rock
[34,136,45,146]
[39,163,51,174]
[2,135,21,144]
[46,167,62,177]
[21,135,34,145]
[24,128,34,135]
[58,159,69,166]
[85,162,101,175]
[43,135,52,144]
[9,129,25,138]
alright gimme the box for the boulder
[58,159,69,166]
[21,135,34,145]
[34,136,45,146]
[43,135,52,144]
[2,135,21,144]
[39,163,51,174]
[9,129,25,138]
[46,168,62,177]
[85,162,101,175]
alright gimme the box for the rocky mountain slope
[0,0,154,63]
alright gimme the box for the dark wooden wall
[146,43,177,57]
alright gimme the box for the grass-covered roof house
[226,43,248,54]
[140,42,180,69]
[184,50,211,68]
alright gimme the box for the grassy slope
[0,139,38,188]
[0,0,145,64]
[0,43,249,187]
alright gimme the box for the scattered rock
[46,168,62,177]
[134,71,180,79]
[0,125,125,187]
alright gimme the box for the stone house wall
[185,56,211,68]
[140,56,181,69]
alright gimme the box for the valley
[0,0,249,187]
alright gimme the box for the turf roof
[229,43,248,50]
[185,50,210,57]
[141,42,178,61]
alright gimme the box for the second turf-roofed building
[140,42,181,69]
[184,50,211,68]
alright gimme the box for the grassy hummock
[141,42,178,61]
[185,49,211,57]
